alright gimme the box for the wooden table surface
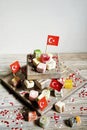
[0,53,87,130]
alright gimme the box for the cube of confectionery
[39,115,50,128]
[55,101,65,113]
[34,49,42,58]
[46,59,56,70]
[27,54,34,63]
[38,93,44,100]
[35,79,51,90]
[29,90,39,101]
[37,63,46,73]
[37,89,50,101]
[47,53,53,59]
[68,117,77,127]
[40,53,50,63]
[42,89,50,100]
[28,111,37,122]
[64,79,73,89]
[54,89,63,97]
[24,79,34,89]
[75,116,81,124]
[33,58,40,66]
[65,116,81,127]
[37,89,50,100]
[46,53,53,64]
[11,76,21,88]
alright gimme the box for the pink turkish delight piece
[40,54,50,63]
[37,63,46,73]
[28,111,37,122]
[29,90,39,101]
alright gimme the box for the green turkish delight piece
[34,49,42,58]
[39,115,50,128]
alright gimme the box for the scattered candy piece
[54,89,63,97]
[37,63,46,73]
[41,89,50,100]
[55,101,65,113]
[39,115,50,128]
[65,116,81,127]
[35,79,51,90]
[28,54,34,63]
[11,76,21,88]
[64,79,73,89]
[76,116,81,124]
[46,59,56,70]
[40,53,50,63]
[33,58,40,66]
[24,79,34,89]
[34,49,42,58]
[29,90,39,101]
[67,117,76,127]
[28,111,37,122]
[37,89,50,101]
[37,93,45,100]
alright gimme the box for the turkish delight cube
[55,101,65,113]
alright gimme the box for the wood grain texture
[0,53,87,130]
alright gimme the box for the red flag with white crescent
[50,79,63,92]
[38,97,48,111]
[10,61,20,73]
[47,35,59,46]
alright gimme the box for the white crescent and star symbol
[12,65,17,71]
[52,81,58,88]
[40,102,44,108]
[48,37,55,44]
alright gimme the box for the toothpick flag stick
[45,43,48,54]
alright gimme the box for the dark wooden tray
[0,73,58,116]
[1,63,87,116]
[27,53,60,80]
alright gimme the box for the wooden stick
[45,44,48,54]
[13,73,16,77]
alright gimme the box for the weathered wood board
[1,62,87,116]
[1,73,58,116]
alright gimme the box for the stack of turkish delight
[10,49,81,128]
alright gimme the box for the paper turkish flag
[10,61,20,73]
[50,79,63,92]
[47,35,59,46]
[38,97,48,111]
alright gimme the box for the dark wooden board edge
[0,75,58,116]
[0,78,41,116]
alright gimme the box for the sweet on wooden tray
[27,51,60,80]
